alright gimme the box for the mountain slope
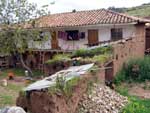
[108,3,150,17]
[126,3,150,17]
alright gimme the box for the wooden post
[51,31,59,49]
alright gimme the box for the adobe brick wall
[16,69,105,113]
[112,24,146,76]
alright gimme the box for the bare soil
[127,82,150,99]
[16,71,104,113]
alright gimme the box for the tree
[108,6,126,13]
[0,0,50,76]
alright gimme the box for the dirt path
[127,82,150,99]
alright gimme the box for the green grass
[6,83,23,92]
[116,84,150,113]
[0,83,24,107]
[72,46,113,58]
[46,54,71,65]
[122,97,150,113]
[108,3,150,17]
[45,46,112,66]
[0,94,13,106]
[92,54,111,63]
[114,56,150,113]
[0,68,44,77]
[0,70,26,107]
[125,4,150,17]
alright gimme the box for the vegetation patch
[116,84,150,113]
[48,76,80,98]
[0,94,13,107]
[114,56,150,113]
[114,56,150,84]
[45,46,112,68]
[0,68,44,77]
[122,97,150,113]
[72,46,113,58]
[108,3,150,17]
[0,82,24,107]
[46,54,71,65]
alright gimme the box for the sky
[30,0,150,14]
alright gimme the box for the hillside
[108,3,150,17]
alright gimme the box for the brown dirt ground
[127,82,150,99]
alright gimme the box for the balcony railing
[85,38,133,48]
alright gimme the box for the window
[66,30,79,40]
[111,28,123,41]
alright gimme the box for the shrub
[121,96,150,113]
[55,76,66,93]
[92,54,111,63]
[46,54,71,65]
[72,46,113,58]
[64,77,80,98]
[72,49,88,58]
[114,56,150,84]
[51,76,80,98]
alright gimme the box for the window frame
[111,28,123,41]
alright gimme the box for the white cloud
[29,0,150,13]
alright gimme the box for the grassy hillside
[125,3,150,17]
[108,3,150,17]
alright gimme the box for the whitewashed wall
[57,28,88,50]
[28,32,52,49]
[29,24,136,50]
[98,25,136,41]
[58,24,136,50]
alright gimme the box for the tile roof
[26,9,150,28]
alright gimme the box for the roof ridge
[45,9,105,16]
[42,8,150,23]
[103,9,137,21]
[104,9,150,23]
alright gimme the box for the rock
[77,84,128,113]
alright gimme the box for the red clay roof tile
[26,9,150,28]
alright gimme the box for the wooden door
[51,31,59,49]
[88,29,99,46]
[146,28,150,50]
[105,62,114,81]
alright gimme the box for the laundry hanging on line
[58,31,85,40]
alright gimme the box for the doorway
[146,28,150,50]
[88,29,99,46]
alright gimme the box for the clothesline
[58,31,85,41]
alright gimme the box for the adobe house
[24,9,150,71]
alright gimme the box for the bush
[72,49,88,58]
[114,56,150,84]
[92,54,111,63]
[72,46,113,58]
[122,96,150,113]
[64,77,80,97]
[51,76,80,98]
[46,54,71,65]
